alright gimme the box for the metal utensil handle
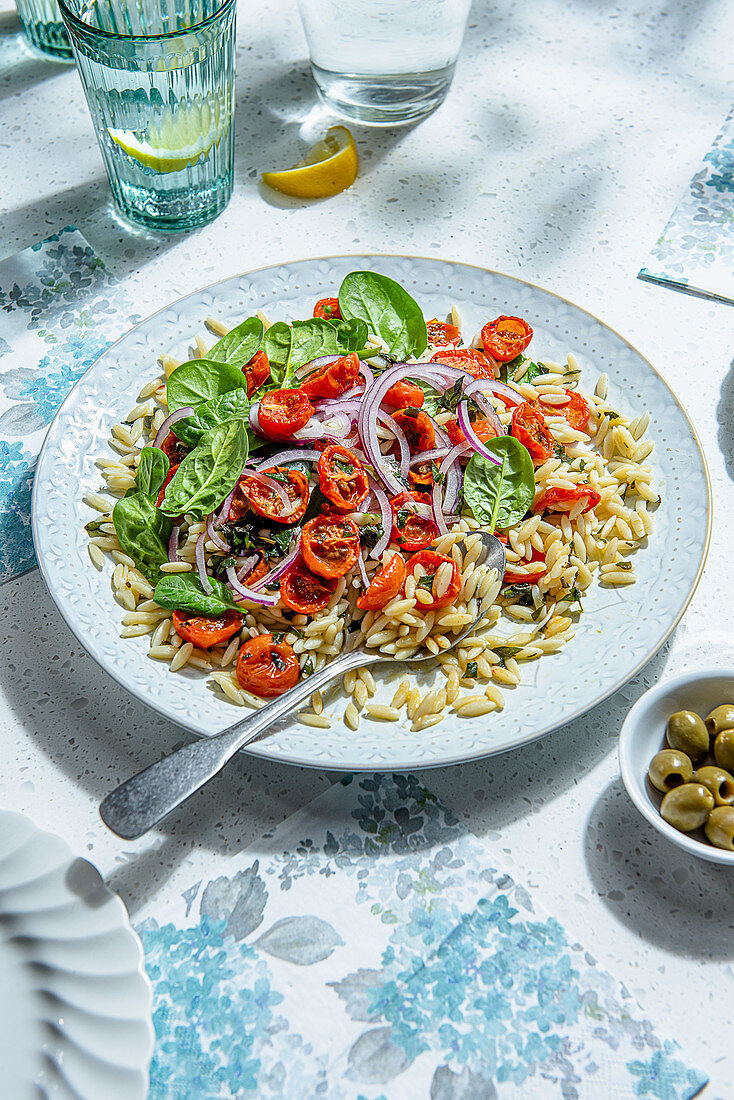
[99,646,374,840]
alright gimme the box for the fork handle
[99,647,374,840]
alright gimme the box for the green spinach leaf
[463,436,535,531]
[166,358,247,413]
[135,447,169,500]
[338,271,428,359]
[173,390,251,449]
[290,318,340,368]
[333,316,369,351]
[153,573,240,615]
[161,419,249,520]
[112,493,173,580]
[207,316,263,364]
[263,322,293,385]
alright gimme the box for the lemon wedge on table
[262,125,358,199]
[108,97,230,174]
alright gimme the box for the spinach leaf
[135,447,169,500]
[334,316,369,351]
[207,317,263,365]
[219,519,296,561]
[173,390,251,449]
[167,358,247,413]
[112,493,173,580]
[263,322,292,385]
[463,437,535,531]
[338,271,428,359]
[153,573,240,615]
[290,318,341,368]
[161,419,249,520]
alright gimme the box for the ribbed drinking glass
[16,0,72,58]
[58,0,236,231]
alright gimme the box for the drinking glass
[58,0,236,231]
[296,0,473,126]
[15,0,72,58]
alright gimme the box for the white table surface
[1,0,733,1095]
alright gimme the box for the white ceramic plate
[32,255,711,769]
[0,810,154,1099]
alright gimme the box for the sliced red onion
[295,354,340,380]
[225,564,279,607]
[438,442,471,515]
[217,482,238,524]
[248,533,301,591]
[358,360,374,388]
[357,363,413,495]
[292,422,327,440]
[254,449,320,471]
[236,554,260,581]
[206,515,230,552]
[153,406,194,449]
[409,447,451,467]
[249,403,263,436]
[464,376,523,408]
[168,525,180,562]
[195,533,213,595]
[314,385,364,409]
[357,551,369,588]
[431,480,449,536]
[367,477,393,560]
[457,401,503,465]
[243,470,293,512]
[378,410,409,477]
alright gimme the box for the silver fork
[99,532,505,839]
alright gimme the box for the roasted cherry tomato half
[172,608,244,649]
[539,389,591,432]
[318,444,369,512]
[391,408,435,455]
[301,352,360,401]
[236,633,300,697]
[382,379,425,409]
[301,514,361,579]
[390,491,438,553]
[481,315,534,363]
[232,467,309,525]
[405,549,460,610]
[257,389,314,440]
[426,318,461,347]
[313,296,341,320]
[502,544,547,586]
[533,485,601,515]
[242,349,270,397]
[408,459,434,494]
[159,431,189,465]
[280,556,337,614]
[430,346,498,380]
[356,552,407,611]
[511,402,555,463]
[156,462,179,506]
[446,416,499,451]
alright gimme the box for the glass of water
[15,0,72,58]
[297,0,472,126]
[58,0,236,231]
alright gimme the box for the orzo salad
[85,270,657,733]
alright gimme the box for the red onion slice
[243,470,293,512]
[378,410,409,477]
[295,354,341,380]
[431,480,449,536]
[217,482,238,524]
[367,477,393,560]
[206,515,230,552]
[153,406,194,450]
[254,449,321,471]
[195,533,214,595]
[457,401,503,465]
[357,551,369,588]
[168,525,181,562]
[225,564,279,607]
[358,360,374,389]
[408,447,451,467]
[249,403,264,437]
[236,554,260,581]
[248,533,302,591]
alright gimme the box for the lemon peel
[108,96,230,174]
[261,126,358,199]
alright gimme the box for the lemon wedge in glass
[108,97,230,174]
[261,126,358,198]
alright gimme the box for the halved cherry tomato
[539,389,591,432]
[172,608,244,649]
[382,379,425,408]
[357,553,407,611]
[302,514,361,578]
[408,460,434,494]
[392,408,435,454]
[446,416,499,451]
[232,467,309,524]
[533,485,601,515]
[503,546,547,586]
[243,556,269,585]
[242,349,270,397]
[431,347,498,380]
[318,444,369,512]
[511,402,554,462]
[390,491,438,552]
[280,557,337,613]
[313,297,341,320]
[301,352,359,401]
[426,318,461,347]
[405,549,460,610]
[481,315,533,362]
[258,389,314,440]
[236,633,300,697]
[159,431,188,465]
[156,463,179,506]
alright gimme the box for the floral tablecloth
[139,774,706,1099]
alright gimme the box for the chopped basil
[400,406,421,419]
[220,520,294,560]
[85,518,106,533]
[431,461,445,485]
[437,377,464,414]
[465,661,478,679]
[417,574,435,590]
[332,456,355,475]
[301,657,315,676]
[271,650,288,671]
[358,521,383,550]
[493,644,522,666]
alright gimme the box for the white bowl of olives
[619,670,734,865]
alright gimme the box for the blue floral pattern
[137,776,706,1099]
[640,106,734,304]
[0,227,139,584]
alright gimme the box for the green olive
[665,710,709,762]
[704,807,734,851]
[660,783,714,832]
[705,704,734,737]
[694,765,734,806]
[648,749,694,793]
[714,728,734,773]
